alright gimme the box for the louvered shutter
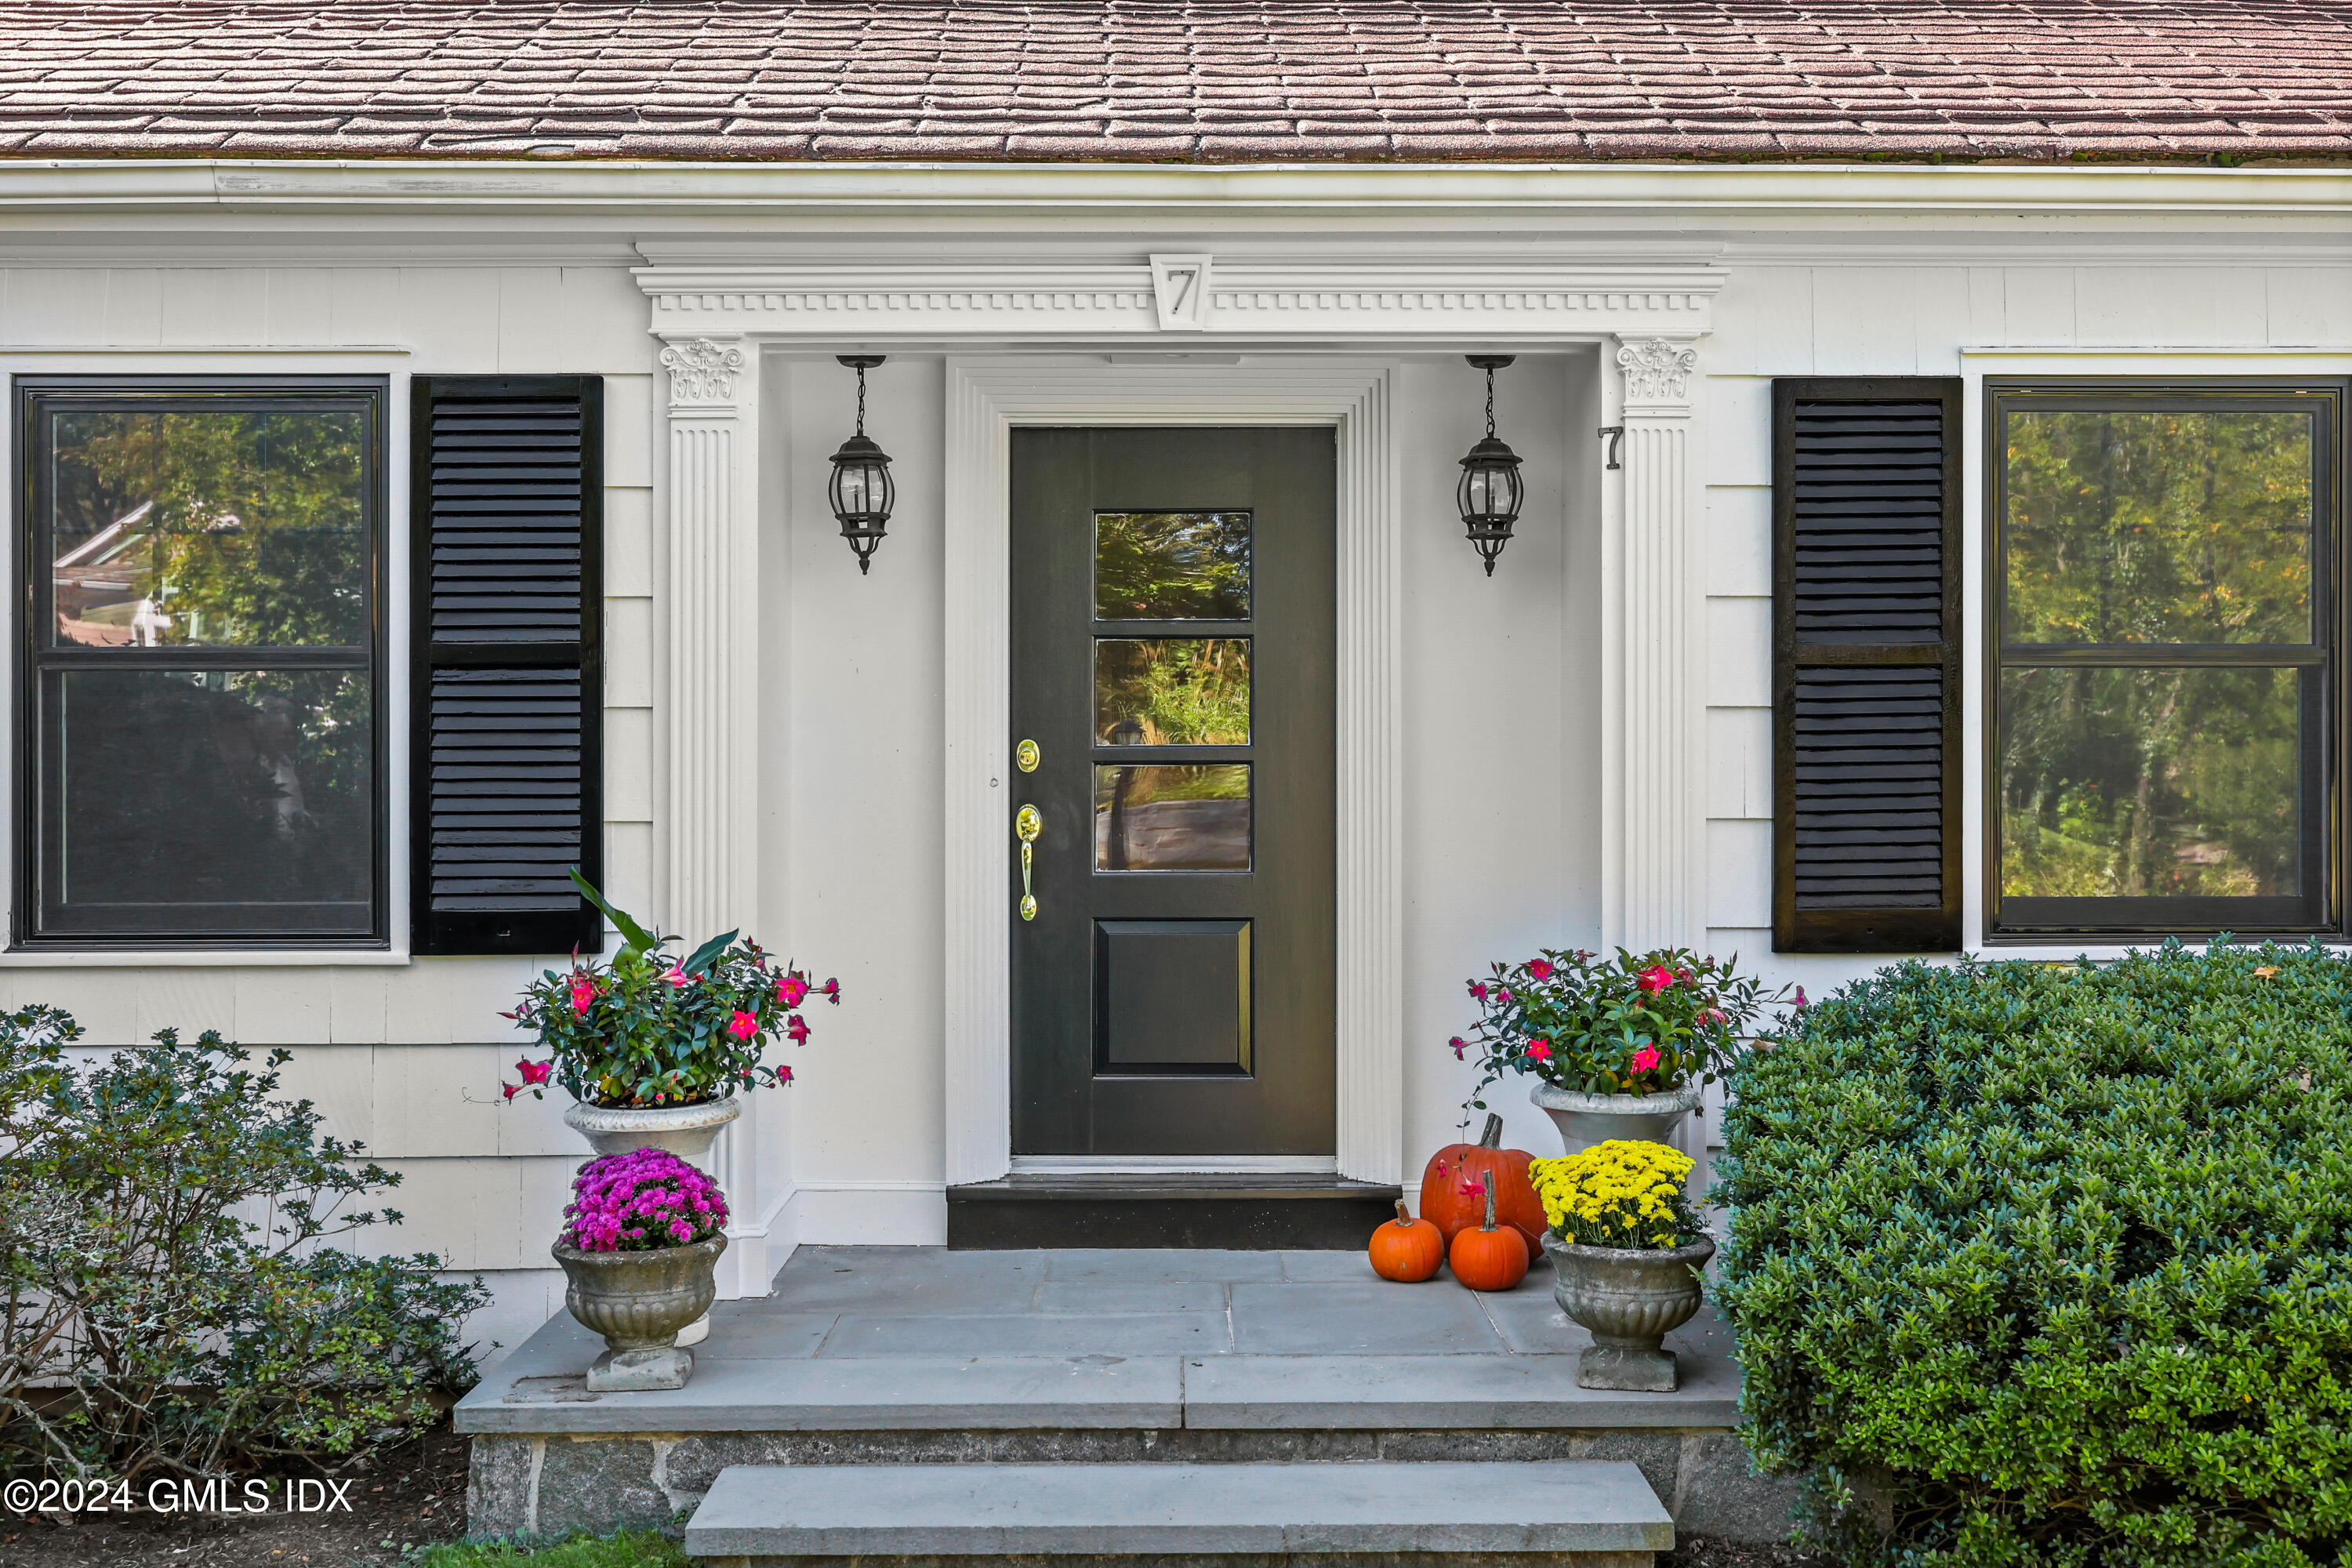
[1772,377,1962,953]
[410,376,604,955]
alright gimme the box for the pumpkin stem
[1480,1170,1497,1232]
[1479,1112,1504,1149]
[1393,1198,1413,1226]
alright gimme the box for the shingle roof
[0,0,2347,164]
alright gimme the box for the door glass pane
[1998,664,2303,898]
[52,666,376,931]
[1094,764,1250,871]
[2002,408,2314,645]
[1094,511,1250,621]
[1094,638,1250,745]
[49,408,369,648]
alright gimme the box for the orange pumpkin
[1448,1172,1530,1292]
[1420,1112,1546,1250]
[1368,1199,1446,1283]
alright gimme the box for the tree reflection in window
[25,388,381,942]
[1094,511,1250,621]
[50,410,367,648]
[1994,393,2330,929]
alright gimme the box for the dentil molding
[635,251,1720,340]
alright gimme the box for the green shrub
[410,1530,688,1566]
[1,1004,490,1482]
[1715,942,2352,1567]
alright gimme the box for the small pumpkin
[1447,1171,1530,1292]
[1420,1112,1546,1250]
[1368,1199,1445,1283]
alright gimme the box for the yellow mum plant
[1527,1139,1707,1250]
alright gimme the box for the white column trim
[1605,332,1706,953]
[942,360,1404,1186]
[656,331,768,1295]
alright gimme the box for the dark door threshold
[946,1173,1403,1250]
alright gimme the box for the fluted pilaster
[1607,335,1704,954]
[657,333,766,1296]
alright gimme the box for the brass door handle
[1015,804,1042,921]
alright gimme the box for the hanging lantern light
[828,354,894,574]
[1456,354,1524,576]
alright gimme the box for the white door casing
[637,249,1718,1196]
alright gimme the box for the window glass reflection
[1094,764,1250,871]
[1094,511,1250,620]
[50,410,368,648]
[53,668,375,931]
[2003,409,2314,645]
[1999,664,2303,899]
[1094,638,1250,746]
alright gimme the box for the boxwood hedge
[1715,942,2352,1567]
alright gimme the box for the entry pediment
[633,247,1721,341]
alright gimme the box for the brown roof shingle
[0,0,2344,163]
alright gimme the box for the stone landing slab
[456,1247,1796,1547]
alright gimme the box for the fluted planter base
[1544,1232,1715,1392]
[554,1234,727,1392]
[561,1098,739,1348]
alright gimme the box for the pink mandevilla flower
[728,1010,759,1041]
[1526,1039,1553,1063]
[1637,964,1675,994]
[1526,959,1553,981]
[517,1058,554,1086]
[819,978,840,1000]
[568,974,597,1014]
[663,964,692,989]
[777,973,811,1008]
[786,1015,811,1044]
[1470,982,1487,1003]
[1448,1036,1468,1060]
[1630,1045,1662,1074]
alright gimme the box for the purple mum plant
[561,1147,729,1253]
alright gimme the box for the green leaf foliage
[1,1004,489,1483]
[409,1530,689,1566]
[1715,942,2352,1567]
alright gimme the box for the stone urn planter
[554,1233,727,1392]
[561,1097,739,1347]
[563,1095,742,1161]
[1544,1232,1715,1392]
[1530,1080,1702,1156]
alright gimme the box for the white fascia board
[0,158,2344,221]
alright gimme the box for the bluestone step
[682,1459,1674,1563]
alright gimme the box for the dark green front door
[1010,427,1337,1156]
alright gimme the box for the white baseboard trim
[776,1181,950,1248]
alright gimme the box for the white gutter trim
[0,158,2341,218]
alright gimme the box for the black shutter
[411,376,603,955]
[1772,377,1962,953]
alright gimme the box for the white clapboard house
[0,1,2347,1552]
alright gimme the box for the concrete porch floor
[457,1247,1795,1545]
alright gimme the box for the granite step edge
[682,1459,1675,1559]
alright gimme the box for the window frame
[1983,376,2348,942]
[12,374,392,952]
